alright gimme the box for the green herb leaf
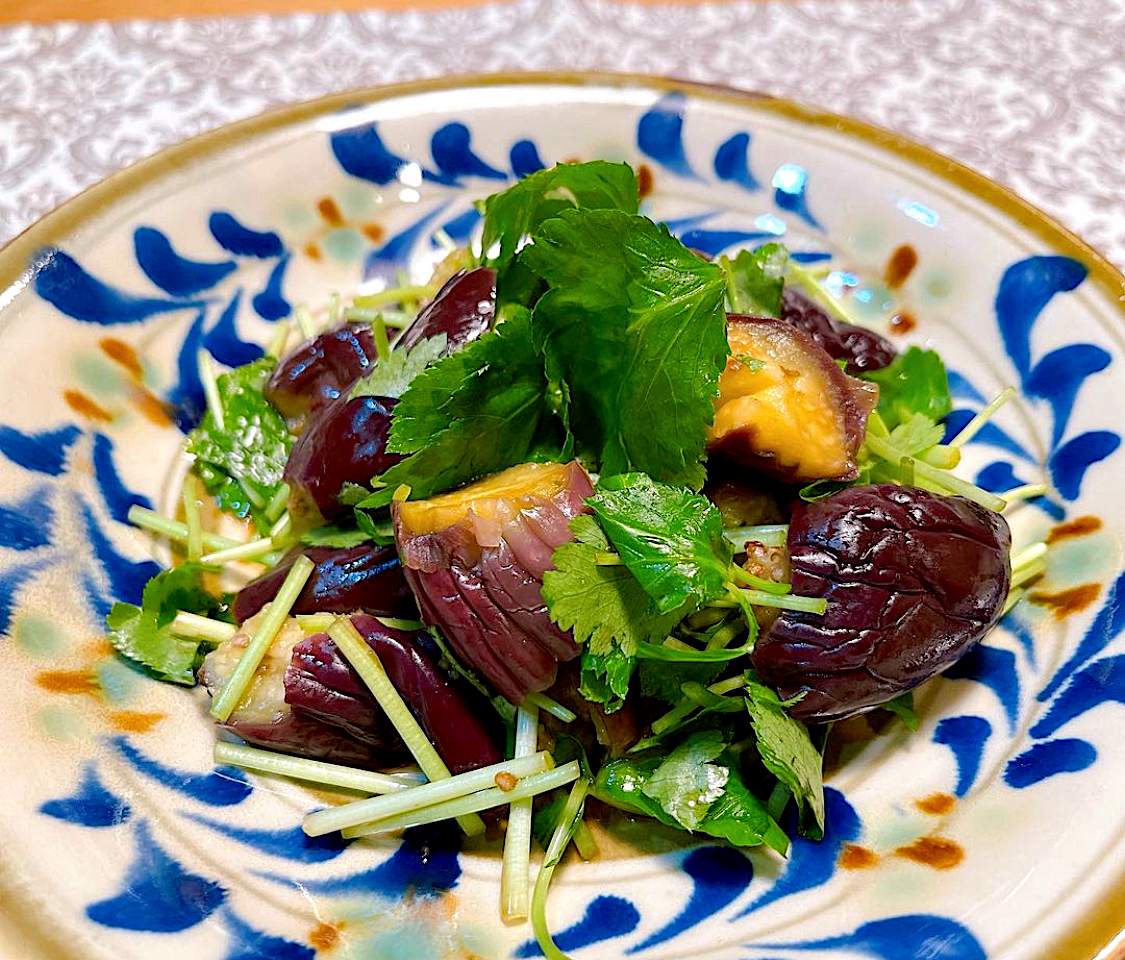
[578,646,635,713]
[106,563,228,685]
[640,730,729,830]
[720,242,788,316]
[350,333,448,399]
[524,208,728,490]
[375,307,562,500]
[480,161,639,275]
[186,357,292,530]
[744,680,826,832]
[700,765,790,855]
[862,346,953,429]
[588,472,732,614]
[882,691,920,731]
[542,515,681,658]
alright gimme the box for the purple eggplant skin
[752,484,1011,723]
[265,322,377,420]
[283,393,403,527]
[233,543,418,624]
[781,287,897,375]
[394,461,593,705]
[394,267,496,354]
[285,614,504,774]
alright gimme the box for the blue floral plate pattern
[1,73,1123,960]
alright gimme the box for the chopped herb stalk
[502,704,541,922]
[127,505,242,552]
[525,693,577,723]
[200,536,278,565]
[722,524,788,548]
[343,762,581,837]
[215,741,425,794]
[907,458,1008,512]
[198,351,226,432]
[303,751,552,837]
[209,554,315,721]
[531,777,590,960]
[295,303,317,339]
[949,386,1017,447]
[735,588,828,614]
[171,611,236,643]
[1003,483,1048,507]
[326,616,486,836]
[182,475,204,563]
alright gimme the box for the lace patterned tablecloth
[1,0,1123,272]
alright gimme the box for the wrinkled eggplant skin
[395,267,496,354]
[233,543,418,623]
[780,287,897,375]
[265,322,377,419]
[286,614,504,773]
[394,461,592,705]
[752,484,1011,722]
[283,393,403,525]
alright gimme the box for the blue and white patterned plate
[1,73,1123,960]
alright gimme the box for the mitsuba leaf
[700,765,790,855]
[186,357,292,530]
[721,242,788,317]
[641,730,729,830]
[350,333,447,400]
[376,307,562,500]
[523,208,728,490]
[479,161,639,277]
[578,646,635,713]
[588,472,732,614]
[106,563,228,685]
[543,515,681,658]
[744,679,825,832]
[862,346,953,429]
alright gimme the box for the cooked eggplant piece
[232,543,417,624]
[393,461,593,705]
[265,322,377,420]
[200,613,503,772]
[780,287,897,375]
[199,616,405,767]
[283,393,403,526]
[751,484,1012,722]
[286,614,504,774]
[708,315,877,482]
[394,267,496,354]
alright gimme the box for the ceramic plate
[1,73,1123,960]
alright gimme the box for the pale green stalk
[215,741,425,793]
[326,617,485,836]
[502,704,540,921]
[530,777,590,960]
[950,386,1016,448]
[525,693,577,723]
[198,350,225,432]
[210,555,315,721]
[128,505,241,552]
[303,751,551,837]
[171,612,236,643]
[342,762,581,838]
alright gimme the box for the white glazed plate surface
[1,73,1123,960]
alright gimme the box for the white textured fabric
[2,0,1123,270]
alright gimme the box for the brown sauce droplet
[884,244,918,288]
[637,164,654,199]
[889,311,917,335]
[916,792,955,816]
[317,197,344,226]
[108,710,164,733]
[309,923,341,950]
[304,243,322,261]
[100,338,143,380]
[363,223,385,243]
[1029,582,1100,618]
[1047,515,1101,544]
[37,670,99,695]
[839,844,878,869]
[895,835,963,870]
[64,389,113,423]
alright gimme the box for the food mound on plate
[107,160,1038,951]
